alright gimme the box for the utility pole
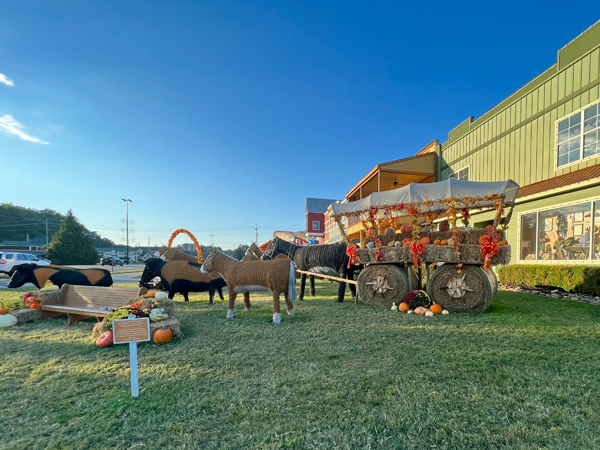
[45,217,49,246]
[255,225,259,243]
[210,235,214,250]
[122,199,132,264]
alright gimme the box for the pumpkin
[142,290,158,298]
[430,304,442,314]
[442,310,450,315]
[415,306,428,315]
[0,314,18,328]
[425,311,434,317]
[154,291,167,300]
[402,238,412,246]
[419,237,431,245]
[400,224,413,233]
[0,301,9,315]
[28,303,41,310]
[440,240,448,246]
[478,235,489,245]
[96,331,113,347]
[499,240,508,246]
[24,296,37,308]
[433,240,441,245]
[153,328,173,344]
[398,302,410,312]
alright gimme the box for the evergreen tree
[46,210,100,264]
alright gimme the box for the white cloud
[0,74,14,86]
[0,114,49,144]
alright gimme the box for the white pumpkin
[407,310,414,314]
[425,311,434,317]
[442,309,449,315]
[0,314,18,328]
[154,291,167,300]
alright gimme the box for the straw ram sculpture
[201,250,296,324]
[262,237,356,303]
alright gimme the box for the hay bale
[140,297,177,317]
[11,308,44,324]
[150,318,182,339]
[91,317,182,340]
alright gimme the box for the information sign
[112,316,150,397]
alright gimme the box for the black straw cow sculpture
[139,258,226,304]
[7,264,113,289]
[262,237,356,302]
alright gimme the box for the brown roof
[518,163,600,199]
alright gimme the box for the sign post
[113,316,151,397]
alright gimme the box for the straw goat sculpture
[202,250,297,323]
[262,237,356,302]
[156,247,198,262]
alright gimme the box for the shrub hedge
[498,265,600,296]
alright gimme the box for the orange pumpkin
[400,224,413,233]
[0,301,9,315]
[96,331,113,347]
[419,237,431,245]
[430,304,442,314]
[415,306,428,315]
[478,235,489,245]
[433,240,441,245]
[440,240,448,246]
[142,290,158,298]
[153,328,173,344]
[402,238,412,246]
[398,302,410,312]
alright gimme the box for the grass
[2,280,600,449]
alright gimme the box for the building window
[449,166,469,181]
[519,200,600,261]
[312,221,320,231]
[557,101,600,168]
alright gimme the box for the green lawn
[2,281,600,449]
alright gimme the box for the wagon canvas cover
[331,178,520,219]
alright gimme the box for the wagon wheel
[426,264,493,313]
[357,264,416,308]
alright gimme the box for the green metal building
[436,19,600,265]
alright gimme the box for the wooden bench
[41,284,148,325]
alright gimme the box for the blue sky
[1,1,599,249]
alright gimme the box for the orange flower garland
[167,228,203,263]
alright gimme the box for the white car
[0,252,51,276]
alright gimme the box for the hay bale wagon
[331,178,519,312]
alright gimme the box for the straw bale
[11,308,44,324]
[141,297,177,318]
[92,317,182,340]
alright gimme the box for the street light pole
[122,199,132,264]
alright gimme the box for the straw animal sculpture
[140,258,226,304]
[202,250,296,324]
[156,247,198,262]
[241,242,264,261]
[262,237,356,302]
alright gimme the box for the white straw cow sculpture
[201,250,296,323]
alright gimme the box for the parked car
[0,252,51,276]
[100,256,124,266]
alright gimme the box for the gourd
[433,240,441,245]
[442,310,450,315]
[425,311,434,317]
[400,224,413,233]
[414,306,428,315]
[391,302,398,311]
[0,314,18,327]
[153,328,173,344]
[402,238,412,246]
[394,241,402,247]
[154,291,167,300]
[398,302,410,312]
[142,290,158,298]
[440,240,448,245]
[430,304,442,314]
[478,235,489,245]
[0,301,9,315]
[96,331,113,347]
[419,237,431,245]
[499,240,508,246]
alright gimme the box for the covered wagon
[331,178,519,312]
